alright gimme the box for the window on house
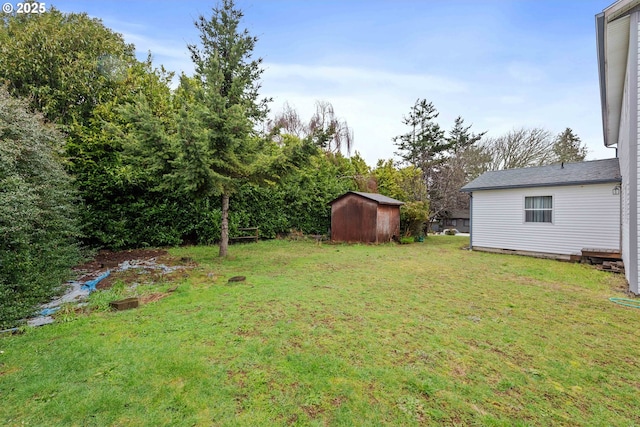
[524,196,552,223]
[463,220,470,227]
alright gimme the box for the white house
[461,159,622,260]
[462,0,640,295]
[596,0,640,294]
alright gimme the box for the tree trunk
[219,192,229,257]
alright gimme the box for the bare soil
[72,248,194,290]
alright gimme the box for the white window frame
[524,195,553,224]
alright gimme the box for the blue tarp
[81,270,110,293]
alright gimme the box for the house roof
[448,210,470,219]
[329,191,404,206]
[461,158,621,192]
[435,210,470,219]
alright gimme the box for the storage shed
[329,191,404,243]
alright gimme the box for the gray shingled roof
[461,158,621,192]
[329,191,404,205]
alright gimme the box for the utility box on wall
[329,192,404,243]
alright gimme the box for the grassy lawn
[1,236,639,426]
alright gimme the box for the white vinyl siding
[635,17,640,294]
[615,14,635,292]
[471,184,620,255]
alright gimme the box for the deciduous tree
[269,100,354,154]
[483,127,555,170]
[0,8,137,127]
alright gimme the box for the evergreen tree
[553,128,587,163]
[178,0,272,256]
[446,116,485,154]
[393,99,447,188]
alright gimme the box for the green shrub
[400,201,430,237]
[0,89,82,328]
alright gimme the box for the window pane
[525,197,534,209]
[525,196,552,223]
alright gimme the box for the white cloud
[263,63,468,95]
[260,63,474,164]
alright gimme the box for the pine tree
[179,0,271,257]
[553,128,587,163]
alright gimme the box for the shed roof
[329,191,404,206]
[461,158,621,192]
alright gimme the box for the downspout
[469,193,473,249]
[609,145,622,254]
[629,11,639,294]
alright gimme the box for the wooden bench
[231,227,259,243]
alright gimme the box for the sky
[50,0,616,166]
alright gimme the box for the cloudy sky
[51,0,615,166]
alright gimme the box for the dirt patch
[72,248,194,290]
[75,249,169,271]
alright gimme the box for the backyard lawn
[1,236,639,426]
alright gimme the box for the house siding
[471,184,620,256]
[634,14,640,294]
[618,11,640,294]
[618,25,632,290]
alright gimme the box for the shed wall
[470,184,620,255]
[376,205,401,242]
[330,195,378,242]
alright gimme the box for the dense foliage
[0,8,137,126]
[0,89,82,328]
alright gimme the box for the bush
[0,89,82,328]
[400,201,430,237]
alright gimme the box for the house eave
[461,178,622,193]
[597,0,640,147]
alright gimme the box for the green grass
[1,237,639,426]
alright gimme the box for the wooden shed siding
[330,194,378,242]
[471,184,620,255]
[376,205,400,242]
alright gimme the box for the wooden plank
[581,249,622,260]
[231,227,259,243]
